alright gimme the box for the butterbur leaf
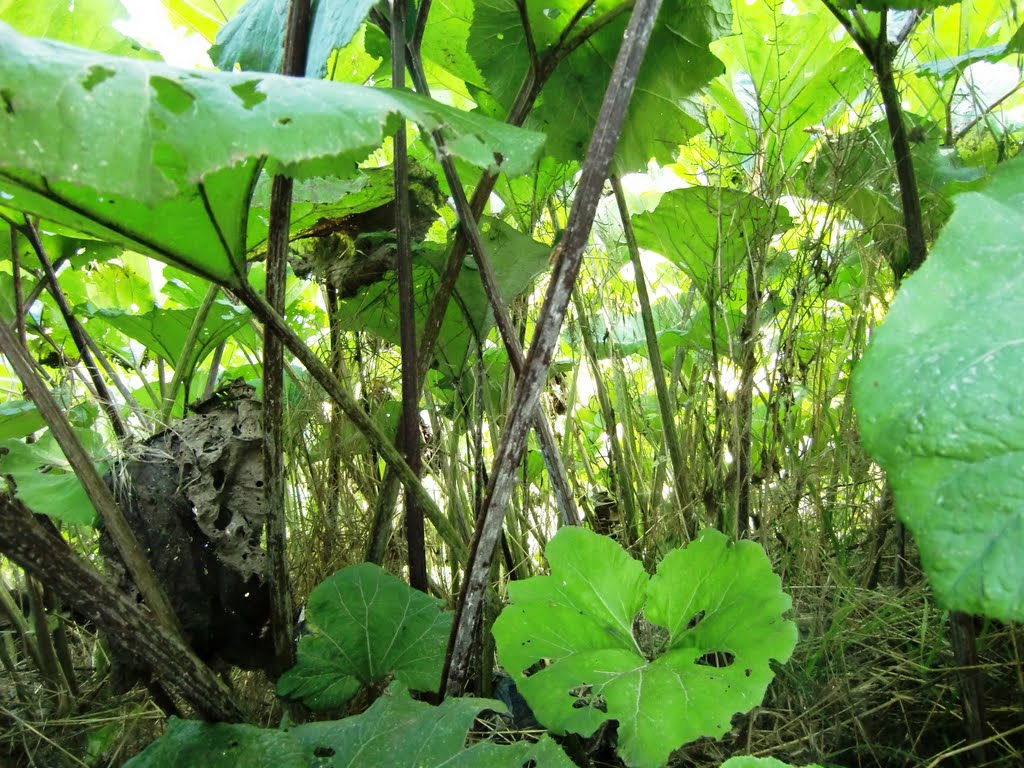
[126,685,576,767]
[493,527,797,768]
[211,0,378,79]
[469,0,730,170]
[277,563,452,709]
[0,23,545,287]
[0,432,102,525]
[290,685,576,767]
[721,758,823,768]
[123,719,307,768]
[0,399,44,441]
[82,301,250,381]
[632,188,792,298]
[853,156,1024,622]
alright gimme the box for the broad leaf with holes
[854,156,1024,622]
[126,685,575,767]
[277,563,452,709]
[493,527,797,768]
[0,23,544,287]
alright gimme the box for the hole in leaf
[150,76,195,115]
[231,80,267,110]
[694,651,735,668]
[313,746,335,757]
[81,65,115,91]
[214,503,232,531]
[686,610,705,629]
[568,683,607,712]
[521,658,547,678]
[213,468,226,491]
[521,761,538,768]
[745,668,752,677]
[1,89,14,114]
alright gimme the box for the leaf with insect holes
[0,22,544,287]
[492,527,797,768]
[125,684,576,768]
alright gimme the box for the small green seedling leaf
[853,155,1024,622]
[126,685,576,767]
[277,563,452,709]
[493,527,797,768]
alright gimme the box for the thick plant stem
[442,0,665,698]
[263,0,311,674]
[610,175,692,540]
[0,495,244,722]
[0,317,184,642]
[392,0,427,592]
[362,11,610,562]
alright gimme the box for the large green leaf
[289,686,576,767]
[0,431,105,525]
[853,156,1024,622]
[493,527,797,768]
[161,0,245,42]
[468,0,730,170]
[0,23,545,286]
[631,187,791,297]
[0,400,45,441]
[82,299,250,381]
[277,564,452,710]
[900,0,1018,123]
[708,0,868,174]
[721,759,823,768]
[420,0,487,89]
[0,0,155,57]
[210,0,378,78]
[126,686,575,767]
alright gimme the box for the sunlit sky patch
[116,0,212,68]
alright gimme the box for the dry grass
[668,576,1024,768]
